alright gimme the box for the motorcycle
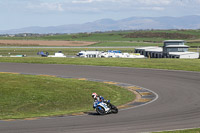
[94,100,118,115]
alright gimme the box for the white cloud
[72,0,93,4]
[137,0,171,5]
[65,0,170,13]
[24,0,200,15]
[71,0,119,4]
[139,6,165,11]
[27,2,64,11]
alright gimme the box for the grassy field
[0,73,134,119]
[1,30,200,47]
[90,41,162,47]
[0,57,200,72]
[153,128,200,133]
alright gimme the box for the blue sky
[1,0,200,30]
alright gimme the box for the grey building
[163,40,189,58]
[135,40,199,59]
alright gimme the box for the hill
[1,15,200,34]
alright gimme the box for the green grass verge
[0,57,200,72]
[153,128,200,133]
[0,73,134,120]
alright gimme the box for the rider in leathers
[92,93,107,108]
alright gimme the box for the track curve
[0,63,200,133]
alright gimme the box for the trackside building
[135,40,199,59]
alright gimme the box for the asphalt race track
[0,63,200,133]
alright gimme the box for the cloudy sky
[0,0,200,30]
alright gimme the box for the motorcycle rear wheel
[111,105,118,114]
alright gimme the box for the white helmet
[92,93,97,99]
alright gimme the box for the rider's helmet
[92,93,97,99]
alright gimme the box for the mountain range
[1,15,200,34]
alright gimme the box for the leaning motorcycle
[94,100,118,115]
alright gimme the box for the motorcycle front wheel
[96,105,106,115]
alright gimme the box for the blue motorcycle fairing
[93,100,110,109]
[98,106,102,110]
